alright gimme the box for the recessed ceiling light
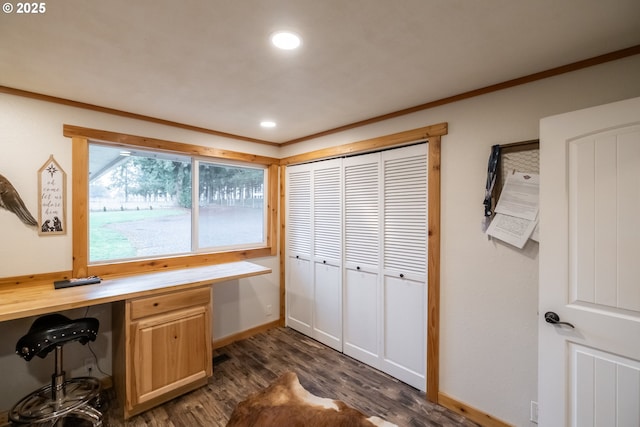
[270,31,301,50]
[260,121,277,128]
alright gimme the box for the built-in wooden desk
[0,261,272,419]
[0,261,271,322]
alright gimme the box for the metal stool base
[9,376,102,426]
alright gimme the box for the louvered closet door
[286,164,313,335]
[381,143,428,391]
[343,152,382,367]
[312,159,343,350]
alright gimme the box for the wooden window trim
[65,125,280,278]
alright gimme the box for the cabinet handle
[399,273,404,278]
[296,255,299,259]
[356,266,360,270]
[323,260,326,264]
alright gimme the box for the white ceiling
[1,0,639,144]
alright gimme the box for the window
[197,160,265,249]
[89,143,267,263]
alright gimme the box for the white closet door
[285,144,428,392]
[381,143,428,391]
[286,165,313,335]
[343,153,381,367]
[312,159,343,350]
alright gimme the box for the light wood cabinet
[114,286,212,419]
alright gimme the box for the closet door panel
[344,155,380,268]
[343,153,381,365]
[287,256,312,334]
[313,261,342,350]
[381,144,428,391]
[344,266,380,367]
[287,166,312,256]
[313,162,342,262]
[383,274,426,391]
[312,160,343,350]
[286,166,313,335]
[382,145,428,276]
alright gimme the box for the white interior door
[539,96,640,426]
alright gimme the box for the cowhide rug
[226,371,397,427]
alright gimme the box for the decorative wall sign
[38,155,67,235]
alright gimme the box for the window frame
[65,125,279,278]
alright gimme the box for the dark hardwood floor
[102,327,478,427]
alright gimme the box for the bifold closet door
[343,152,381,367]
[286,165,313,336]
[381,144,428,391]
[286,143,428,392]
[311,159,343,351]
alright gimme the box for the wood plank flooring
[102,327,478,426]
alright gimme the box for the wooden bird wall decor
[0,173,37,226]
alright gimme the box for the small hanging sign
[38,155,67,235]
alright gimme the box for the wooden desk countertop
[0,261,272,322]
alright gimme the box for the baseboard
[438,392,512,427]
[212,319,281,350]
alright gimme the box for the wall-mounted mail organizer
[483,139,540,248]
[494,139,539,203]
[484,139,539,218]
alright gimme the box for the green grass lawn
[90,209,186,261]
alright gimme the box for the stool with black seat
[9,314,103,426]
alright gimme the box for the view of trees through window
[89,144,266,263]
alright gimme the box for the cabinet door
[381,143,428,391]
[286,165,313,334]
[312,160,342,350]
[343,153,381,365]
[131,306,210,406]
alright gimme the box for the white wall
[280,55,640,426]
[0,96,281,411]
[2,55,640,424]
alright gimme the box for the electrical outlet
[530,400,538,424]
[84,357,97,375]
[265,304,273,316]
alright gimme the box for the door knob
[544,311,575,328]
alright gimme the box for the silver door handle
[544,311,575,328]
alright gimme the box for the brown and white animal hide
[226,371,397,427]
